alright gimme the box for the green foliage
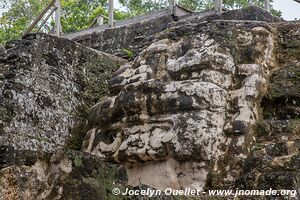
[0,0,129,44]
[73,155,83,167]
[180,0,281,15]
[122,48,134,58]
[222,0,281,16]
[0,0,282,44]
[179,0,214,11]
[119,0,168,16]
[66,122,87,150]
[60,0,105,33]
[251,143,264,151]
[0,0,49,44]
[87,5,130,27]
[120,0,282,16]
[51,0,129,33]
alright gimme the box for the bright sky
[273,0,300,20]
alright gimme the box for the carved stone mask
[83,25,275,190]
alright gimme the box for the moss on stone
[254,121,269,138]
[47,149,128,200]
[62,43,125,151]
[280,40,300,61]
[260,64,300,120]
[266,65,300,99]
[287,119,300,133]
[251,143,264,152]
[66,122,88,150]
[0,106,13,123]
[73,155,83,167]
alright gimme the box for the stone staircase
[235,64,300,199]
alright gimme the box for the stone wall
[73,15,174,59]
[0,33,125,152]
[0,34,129,200]
[234,22,300,194]
[72,6,282,60]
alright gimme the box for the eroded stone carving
[83,25,275,190]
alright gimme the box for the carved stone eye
[237,31,253,46]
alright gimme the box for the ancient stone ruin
[0,6,300,200]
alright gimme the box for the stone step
[235,169,300,193]
[236,143,300,192]
[254,119,300,142]
[251,140,299,158]
[234,118,300,192]
[235,137,300,184]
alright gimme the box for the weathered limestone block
[0,34,127,200]
[0,148,126,200]
[0,33,125,152]
[234,23,300,196]
[83,21,276,189]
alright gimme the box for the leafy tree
[120,0,281,16]
[222,0,281,16]
[0,0,129,44]
[119,0,168,16]
[179,0,214,11]
[0,0,49,44]
[60,0,107,33]
[65,2,130,32]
